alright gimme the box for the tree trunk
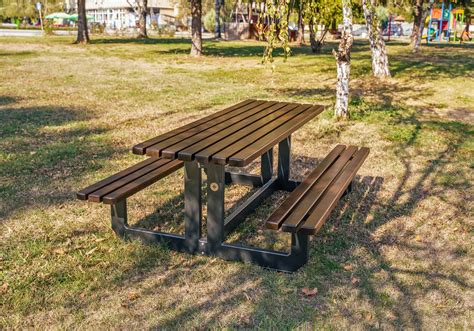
[75,0,89,44]
[190,0,202,56]
[309,21,327,53]
[334,0,353,118]
[309,20,317,52]
[411,0,424,44]
[413,2,431,53]
[362,0,390,78]
[137,0,148,38]
[297,1,305,45]
[215,0,221,38]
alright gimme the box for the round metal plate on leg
[210,182,219,192]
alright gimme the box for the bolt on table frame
[110,136,310,272]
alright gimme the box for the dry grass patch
[1,36,473,329]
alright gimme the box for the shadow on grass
[0,100,117,220]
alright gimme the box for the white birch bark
[334,0,353,118]
[362,0,390,78]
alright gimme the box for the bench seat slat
[265,144,346,230]
[87,158,173,202]
[299,147,370,235]
[102,159,183,204]
[77,157,161,200]
[280,146,358,232]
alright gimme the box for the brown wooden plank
[77,157,161,200]
[209,104,314,165]
[146,100,276,158]
[177,102,300,161]
[193,103,304,163]
[227,105,324,167]
[280,146,358,232]
[265,145,347,230]
[298,147,370,235]
[102,159,184,204]
[88,158,174,202]
[158,101,285,159]
[132,99,258,155]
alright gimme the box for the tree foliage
[0,0,63,19]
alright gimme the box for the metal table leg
[184,161,202,253]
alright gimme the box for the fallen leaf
[0,283,8,293]
[343,264,353,271]
[351,277,360,285]
[366,312,373,321]
[302,287,318,297]
[415,235,422,242]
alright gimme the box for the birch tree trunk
[362,0,390,78]
[215,0,221,38]
[75,0,89,44]
[190,0,202,56]
[334,0,353,118]
[411,0,424,44]
[138,0,148,38]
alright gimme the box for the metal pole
[184,161,202,253]
[206,162,226,252]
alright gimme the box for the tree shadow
[0,101,117,220]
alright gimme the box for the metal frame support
[110,199,187,251]
[184,161,202,253]
[261,147,273,183]
[105,135,329,272]
[278,136,296,191]
[205,162,226,253]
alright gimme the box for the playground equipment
[426,2,466,43]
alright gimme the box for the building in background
[64,0,177,29]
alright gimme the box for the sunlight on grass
[0,36,473,329]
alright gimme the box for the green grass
[0,36,473,329]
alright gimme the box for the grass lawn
[0,36,473,329]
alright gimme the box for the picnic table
[78,100,369,272]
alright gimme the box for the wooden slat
[298,147,370,235]
[132,99,258,155]
[280,146,358,232]
[101,159,184,204]
[158,101,286,159]
[265,145,347,230]
[177,103,300,161]
[227,105,324,167]
[77,157,161,200]
[209,104,314,165]
[87,158,173,202]
[146,100,275,157]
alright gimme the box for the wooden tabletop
[133,99,324,167]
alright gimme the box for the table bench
[77,99,370,272]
